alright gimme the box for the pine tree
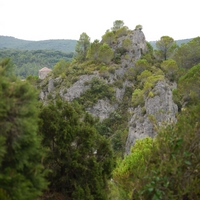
[0,58,48,200]
[75,32,90,61]
[39,100,114,199]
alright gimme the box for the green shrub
[132,88,144,107]
[113,103,200,200]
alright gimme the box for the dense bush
[0,59,48,200]
[39,100,115,199]
[113,103,200,199]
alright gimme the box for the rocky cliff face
[39,28,178,155]
[125,80,178,154]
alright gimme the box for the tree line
[0,36,77,53]
[0,49,74,78]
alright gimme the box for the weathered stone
[38,28,178,157]
[86,100,116,122]
[48,79,54,93]
[125,80,178,154]
[61,75,97,101]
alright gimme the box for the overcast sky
[0,0,199,42]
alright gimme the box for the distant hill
[0,36,77,53]
[149,38,193,49]
[0,48,74,78]
[0,36,193,52]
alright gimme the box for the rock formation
[39,27,178,155]
[125,80,178,154]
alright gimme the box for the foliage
[52,59,71,77]
[143,74,164,95]
[137,70,153,85]
[87,39,101,61]
[0,58,48,200]
[0,49,73,78]
[173,36,200,69]
[115,26,129,38]
[131,61,164,108]
[160,59,179,81]
[39,100,115,199]
[113,137,154,198]
[141,42,156,65]
[173,63,200,108]
[155,36,177,60]
[135,24,143,30]
[77,77,115,107]
[132,89,144,107]
[113,102,200,199]
[102,30,115,46]
[75,32,91,62]
[122,38,132,51]
[98,43,114,64]
[134,59,151,75]
[111,20,124,32]
[0,36,77,52]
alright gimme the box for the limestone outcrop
[39,27,178,155]
[125,80,178,154]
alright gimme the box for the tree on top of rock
[111,20,124,32]
[155,36,177,60]
[75,32,90,62]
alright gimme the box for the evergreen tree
[155,36,177,60]
[160,59,179,81]
[98,43,114,64]
[173,36,200,69]
[0,58,48,200]
[111,20,124,32]
[87,39,101,61]
[75,32,90,61]
[102,30,115,46]
[39,100,114,199]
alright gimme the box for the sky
[0,0,199,42]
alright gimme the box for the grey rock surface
[61,75,97,101]
[125,80,178,154]
[86,99,116,122]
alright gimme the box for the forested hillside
[0,49,74,78]
[0,36,76,78]
[0,21,200,200]
[0,36,77,52]
[149,38,192,49]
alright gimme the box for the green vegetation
[173,63,200,109]
[110,34,200,200]
[87,39,101,61]
[160,59,178,81]
[1,20,200,200]
[135,24,143,30]
[98,43,114,64]
[113,137,154,198]
[102,30,115,46]
[0,36,76,52]
[173,37,200,69]
[149,38,192,50]
[0,49,73,78]
[111,20,125,32]
[77,77,115,107]
[0,59,48,200]
[39,100,115,199]
[113,103,200,199]
[155,36,177,60]
[75,32,90,62]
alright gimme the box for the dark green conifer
[0,58,48,200]
[39,100,114,199]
